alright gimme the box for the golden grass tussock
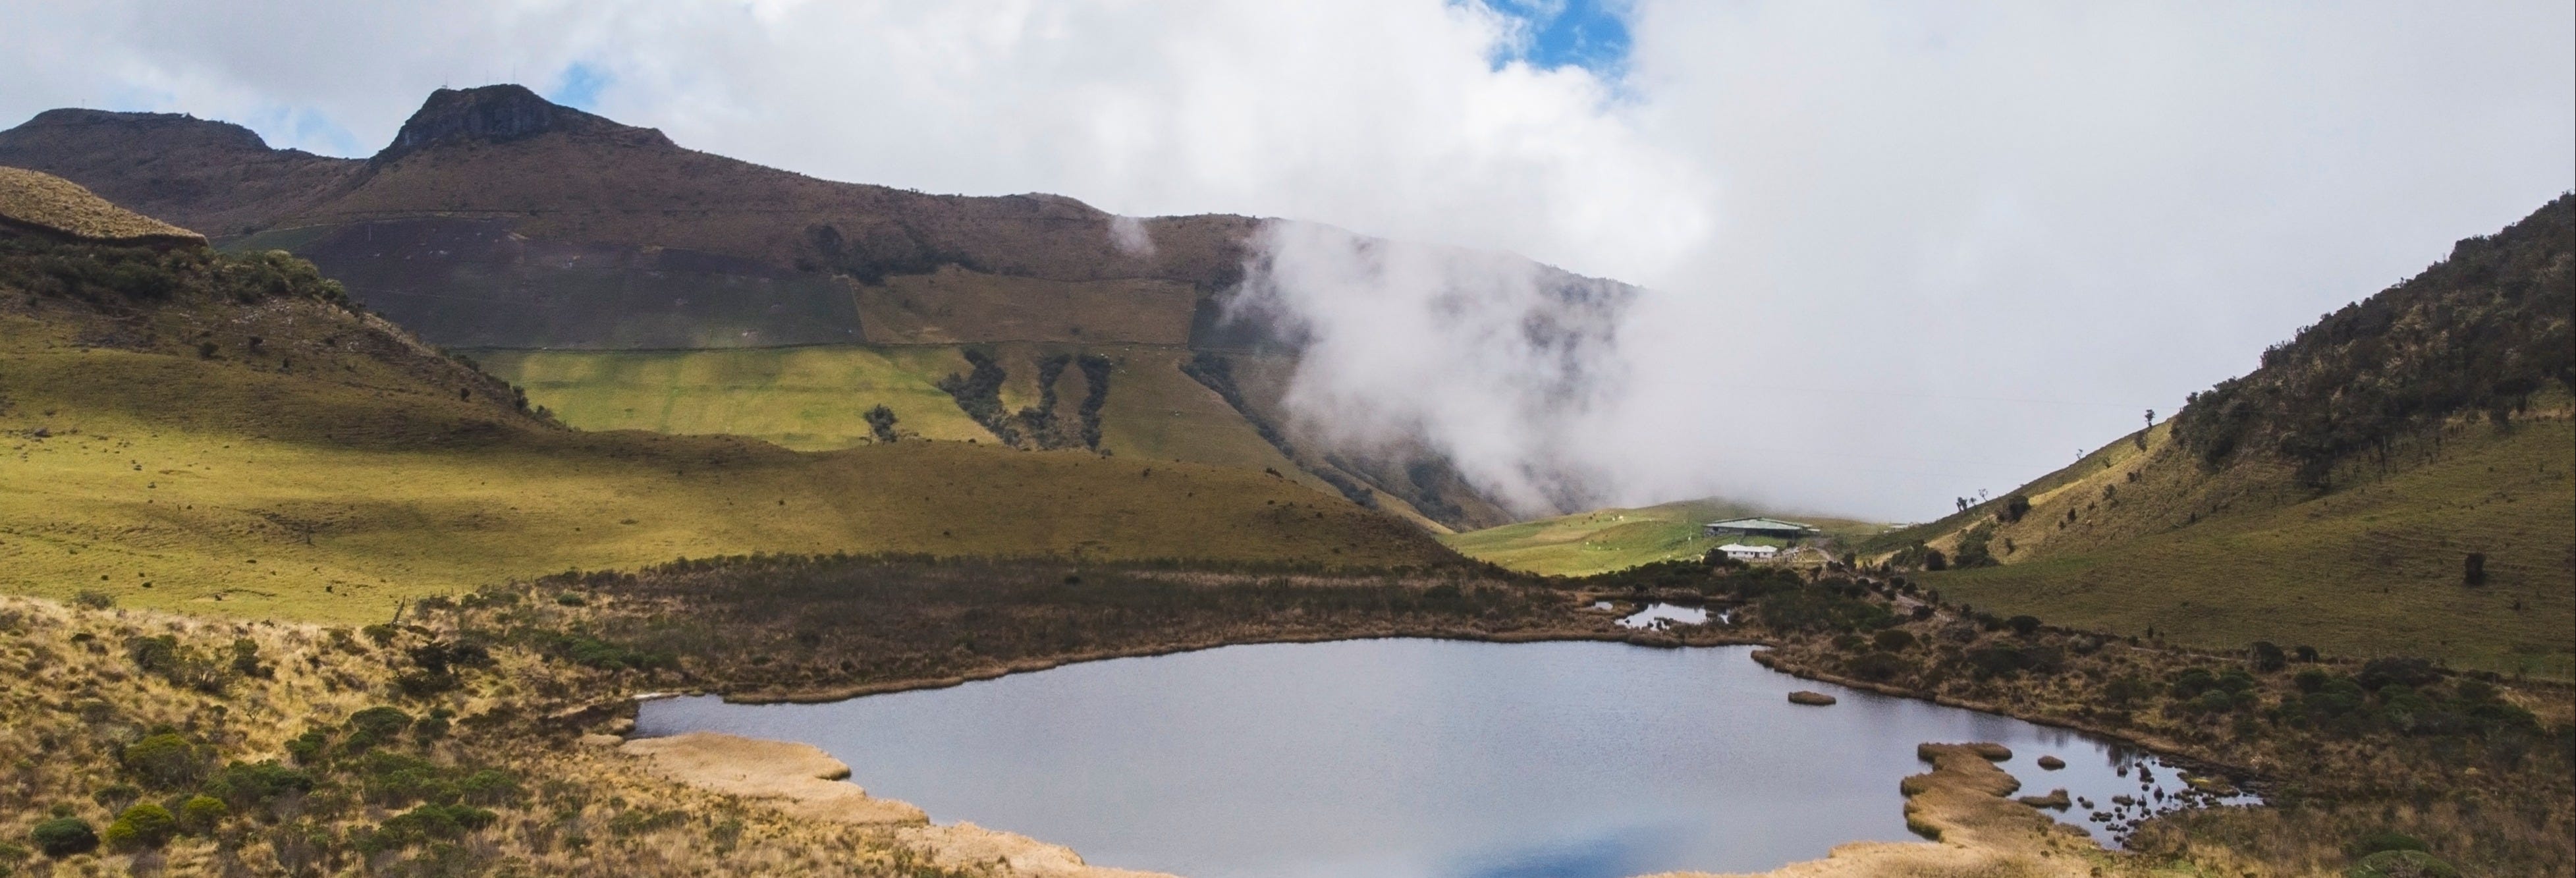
[0,166,204,246]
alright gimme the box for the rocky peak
[375,84,669,161]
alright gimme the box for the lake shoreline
[621,630,2253,877]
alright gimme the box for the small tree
[863,404,900,443]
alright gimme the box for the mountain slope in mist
[1873,195,2575,678]
[0,84,1644,530]
[0,167,1458,622]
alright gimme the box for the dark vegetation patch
[2174,194,2573,487]
[460,555,1591,698]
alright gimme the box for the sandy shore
[620,731,1176,877]
[623,730,2115,878]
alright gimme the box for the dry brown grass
[0,166,203,245]
[0,593,1000,877]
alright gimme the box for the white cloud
[1,0,2567,519]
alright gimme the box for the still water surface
[639,640,2241,878]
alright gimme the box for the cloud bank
[3,0,2568,519]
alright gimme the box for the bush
[2346,849,2459,878]
[101,803,176,849]
[2000,494,2032,523]
[2357,657,2440,691]
[1872,629,1917,651]
[28,818,97,858]
[1848,650,1913,682]
[2103,674,2158,707]
[346,706,414,744]
[120,733,207,789]
[72,590,115,609]
[863,404,900,443]
[2250,641,2288,672]
[177,795,228,834]
[2349,831,2430,857]
[210,760,314,809]
[2004,615,2041,636]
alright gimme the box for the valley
[0,80,2569,878]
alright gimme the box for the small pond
[638,640,2251,878]
[1609,602,1714,628]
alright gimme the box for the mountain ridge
[0,85,1599,530]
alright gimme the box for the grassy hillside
[1444,499,1886,576]
[1885,196,2575,678]
[0,221,1458,625]
[467,343,1362,501]
[1919,416,2574,678]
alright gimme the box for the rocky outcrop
[376,84,671,161]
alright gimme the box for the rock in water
[1787,690,1837,706]
[2016,788,2072,810]
[2037,755,2066,770]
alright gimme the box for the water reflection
[640,640,2251,877]
[1615,603,1707,629]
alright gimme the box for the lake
[637,640,2249,878]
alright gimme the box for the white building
[1717,543,1780,562]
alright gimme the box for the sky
[2,0,2569,520]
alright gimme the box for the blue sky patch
[1481,0,1632,75]
[549,63,609,111]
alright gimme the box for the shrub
[358,804,497,853]
[1848,651,1913,682]
[1832,633,1869,652]
[2349,831,2430,857]
[2000,494,2032,523]
[176,795,228,833]
[28,818,98,857]
[2293,669,2332,694]
[2004,615,2041,637]
[229,638,268,678]
[121,733,207,789]
[211,760,314,809]
[2357,657,2440,691]
[2250,641,2288,672]
[1872,629,1917,651]
[102,803,176,849]
[863,404,900,443]
[348,706,414,736]
[2103,674,2158,707]
[72,590,117,609]
[2347,849,2459,878]
[2461,552,2486,586]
